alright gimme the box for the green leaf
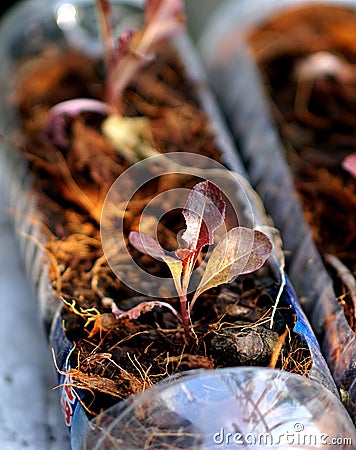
[191,227,272,308]
[162,256,183,297]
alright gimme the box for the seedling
[129,180,273,341]
[46,0,185,161]
[97,0,185,114]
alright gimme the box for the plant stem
[179,294,191,342]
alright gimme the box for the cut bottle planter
[199,0,356,422]
[0,0,355,447]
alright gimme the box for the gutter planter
[199,0,356,422]
[0,0,355,448]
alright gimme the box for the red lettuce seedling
[97,0,185,113]
[45,0,185,159]
[129,180,273,341]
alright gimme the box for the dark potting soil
[248,4,356,331]
[11,42,310,416]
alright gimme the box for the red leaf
[46,98,110,147]
[128,230,166,259]
[112,300,179,320]
[116,30,135,58]
[144,0,185,45]
[180,180,226,254]
[129,231,184,296]
[342,153,356,179]
[97,0,111,17]
[96,0,115,67]
[175,248,194,261]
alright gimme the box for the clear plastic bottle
[85,367,356,449]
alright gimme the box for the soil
[11,41,311,416]
[248,4,356,331]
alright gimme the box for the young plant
[46,0,185,161]
[97,0,185,114]
[128,180,273,341]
